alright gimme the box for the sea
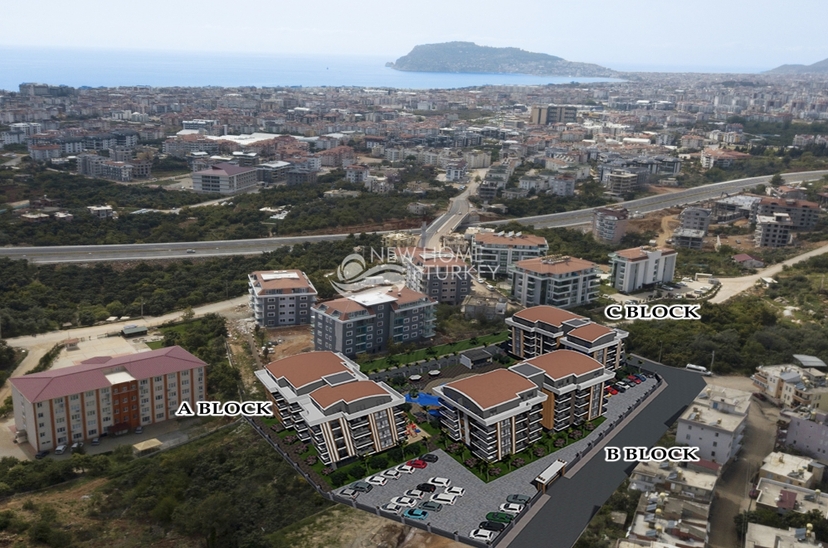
[0,47,622,91]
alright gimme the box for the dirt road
[711,241,828,304]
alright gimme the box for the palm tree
[397,437,409,459]
[478,459,491,481]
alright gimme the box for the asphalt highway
[2,170,826,264]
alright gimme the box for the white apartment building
[506,305,627,371]
[592,207,629,244]
[472,232,549,279]
[758,452,825,489]
[435,368,547,462]
[676,386,751,465]
[445,161,467,181]
[609,246,677,293]
[10,346,207,451]
[255,351,406,466]
[463,150,491,169]
[248,270,318,327]
[192,162,258,194]
[311,285,436,357]
[509,256,600,308]
[396,247,472,305]
[755,213,793,247]
[752,363,828,410]
[345,164,370,184]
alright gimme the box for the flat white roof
[105,371,136,385]
[261,272,300,281]
[350,287,398,307]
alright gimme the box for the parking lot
[334,374,659,541]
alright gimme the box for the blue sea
[0,47,621,91]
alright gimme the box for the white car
[405,489,426,499]
[444,486,465,497]
[390,496,418,508]
[380,502,404,514]
[381,468,401,480]
[500,502,525,515]
[470,529,497,542]
[428,477,452,488]
[397,464,415,474]
[366,475,388,486]
[477,277,485,284]
[430,492,458,506]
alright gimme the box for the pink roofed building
[10,346,206,452]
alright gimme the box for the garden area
[434,417,606,483]
[358,331,509,372]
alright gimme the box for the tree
[478,460,491,481]
[769,173,784,187]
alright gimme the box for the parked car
[430,492,458,505]
[390,496,418,508]
[380,502,403,514]
[351,481,373,493]
[340,488,358,499]
[427,477,451,487]
[613,384,626,393]
[635,374,647,382]
[420,454,439,463]
[366,475,387,486]
[134,426,144,434]
[70,442,84,453]
[479,520,506,532]
[499,503,525,515]
[54,444,67,455]
[506,494,531,505]
[416,483,437,493]
[403,508,428,520]
[470,529,497,542]
[407,459,427,469]
[34,450,49,459]
[486,512,514,524]
[405,489,425,499]
[419,500,443,512]
[90,438,100,446]
[445,486,465,497]
[381,468,401,480]
[397,464,415,474]
[627,375,642,384]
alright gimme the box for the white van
[430,492,458,506]
[54,444,67,455]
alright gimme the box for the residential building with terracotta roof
[255,351,406,466]
[434,368,547,462]
[511,350,614,431]
[192,162,258,194]
[10,346,206,452]
[754,197,820,229]
[508,255,600,308]
[311,285,436,357]
[506,305,627,370]
[248,270,318,327]
[471,231,549,279]
[395,247,472,305]
[609,246,677,293]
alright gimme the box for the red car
[627,375,642,384]
[408,459,427,469]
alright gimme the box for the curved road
[1,170,826,264]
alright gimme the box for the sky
[2,0,827,73]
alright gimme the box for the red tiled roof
[445,369,537,410]
[567,323,614,343]
[265,351,350,390]
[525,350,604,380]
[513,305,585,327]
[10,346,205,403]
[309,380,389,409]
[514,256,597,275]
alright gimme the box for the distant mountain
[765,57,828,74]
[387,42,617,78]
